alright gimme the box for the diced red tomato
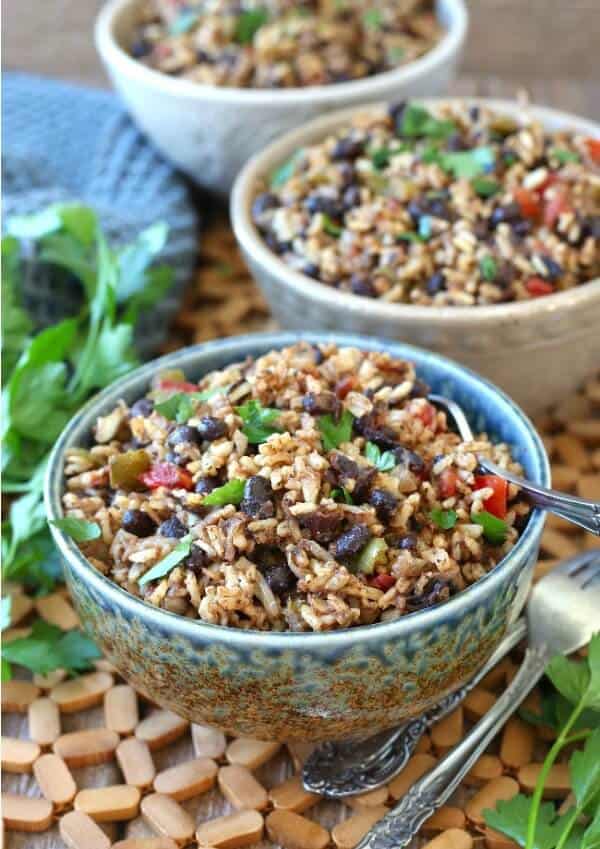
[474,474,508,519]
[139,462,193,491]
[156,379,198,393]
[585,138,600,164]
[514,188,541,220]
[369,574,396,591]
[535,172,558,196]
[415,401,437,430]
[526,277,554,297]
[543,186,571,229]
[335,375,357,399]
[438,468,458,499]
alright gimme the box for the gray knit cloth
[2,72,199,356]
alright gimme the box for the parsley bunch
[485,634,600,849]
[1,204,174,675]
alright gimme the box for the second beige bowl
[231,98,600,415]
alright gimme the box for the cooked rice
[130,0,442,88]
[252,101,600,305]
[62,343,529,631]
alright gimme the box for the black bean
[388,100,406,133]
[406,577,453,611]
[490,202,521,228]
[262,563,297,597]
[197,417,227,441]
[330,452,360,481]
[131,38,151,58]
[426,272,446,295]
[512,219,532,238]
[582,216,600,239]
[299,509,344,543]
[469,105,480,122]
[302,262,320,279]
[350,274,376,298]
[353,466,377,503]
[446,133,467,152]
[252,192,279,221]
[165,451,188,467]
[159,516,188,538]
[130,398,154,418]
[398,533,418,550]
[184,545,208,573]
[355,415,398,452]
[196,49,213,63]
[312,345,325,365]
[343,184,362,209]
[408,200,424,225]
[305,193,344,219]
[369,489,398,522]
[542,255,563,280]
[302,391,340,416]
[409,379,430,399]
[332,137,364,160]
[240,475,274,517]
[122,509,156,538]
[168,425,201,447]
[195,476,219,496]
[338,162,356,186]
[334,524,370,559]
[392,445,425,475]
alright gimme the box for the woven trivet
[2,216,599,849]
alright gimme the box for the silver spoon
[430,394,600,536]
[356,550,600,849]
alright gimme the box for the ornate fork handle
[303,618,527,796]
[480,458,600,536]
[356,644,551,849]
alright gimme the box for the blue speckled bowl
[45,333,549,742]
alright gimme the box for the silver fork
[302,617,527,796]
[430,394,600,536]
[355,550,600,849]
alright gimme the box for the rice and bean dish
[252,101,600,305]
[62,343,529,632]
[129,0,442,89]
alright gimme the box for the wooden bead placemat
[2,215,599,849]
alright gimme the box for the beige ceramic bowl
[95,0,467,194]
[231,98,600,415]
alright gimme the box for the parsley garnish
[397,232,424,244]
[362,8,383,29]
[430,508,458,530]
[138,535,193,587]
[235,8,268,44]
[435,147,496,179]
[400,103,456,140]
[550,148,580,165]
[50,518,101,542]
[472,177,500,198]
[322,214,342,237]
[331,487,353,504]
[365,441,396,472]
[318,409,354,452]
[235,399,282,444]
[201,479,246,507]
[480,256,498,281]
[473,510,507,543]
[156,387,227,423]
[484,634,600,849]
[2,620,101,679]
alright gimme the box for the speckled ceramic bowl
[231,98,600,415]
[46,333,549,742]
[95,0,467,193]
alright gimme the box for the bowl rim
[94,0,468,106]
[45,331,549,649]
[231,96,600,323]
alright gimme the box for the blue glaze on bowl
[45,333,549,741]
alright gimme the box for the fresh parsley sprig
[484,633,600,849]
[365,441,396,472]
[2,620,102,680]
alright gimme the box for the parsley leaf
[50,518,101,542]
[2,619,101,676]
[362,8,383,29]
[138,534,193,587]
[570,728,600,811]
[331,487,353,504]
[235,8,268,44]
[201,479,246,507]
[473,510,507,544]
[365,441,396,472]
[480,255,498,281]
[318,409,354,451]
[1,237,33,383]
[430,508,458,530]
[322,214,342,237]
[484,795,563,849]
[397,231,424,244]
[472,177,500,198]
[156,387,227,423]
[436,147,496,179]
[235,399,282,444]
[400,103,456,140]
[551,148,580,165]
